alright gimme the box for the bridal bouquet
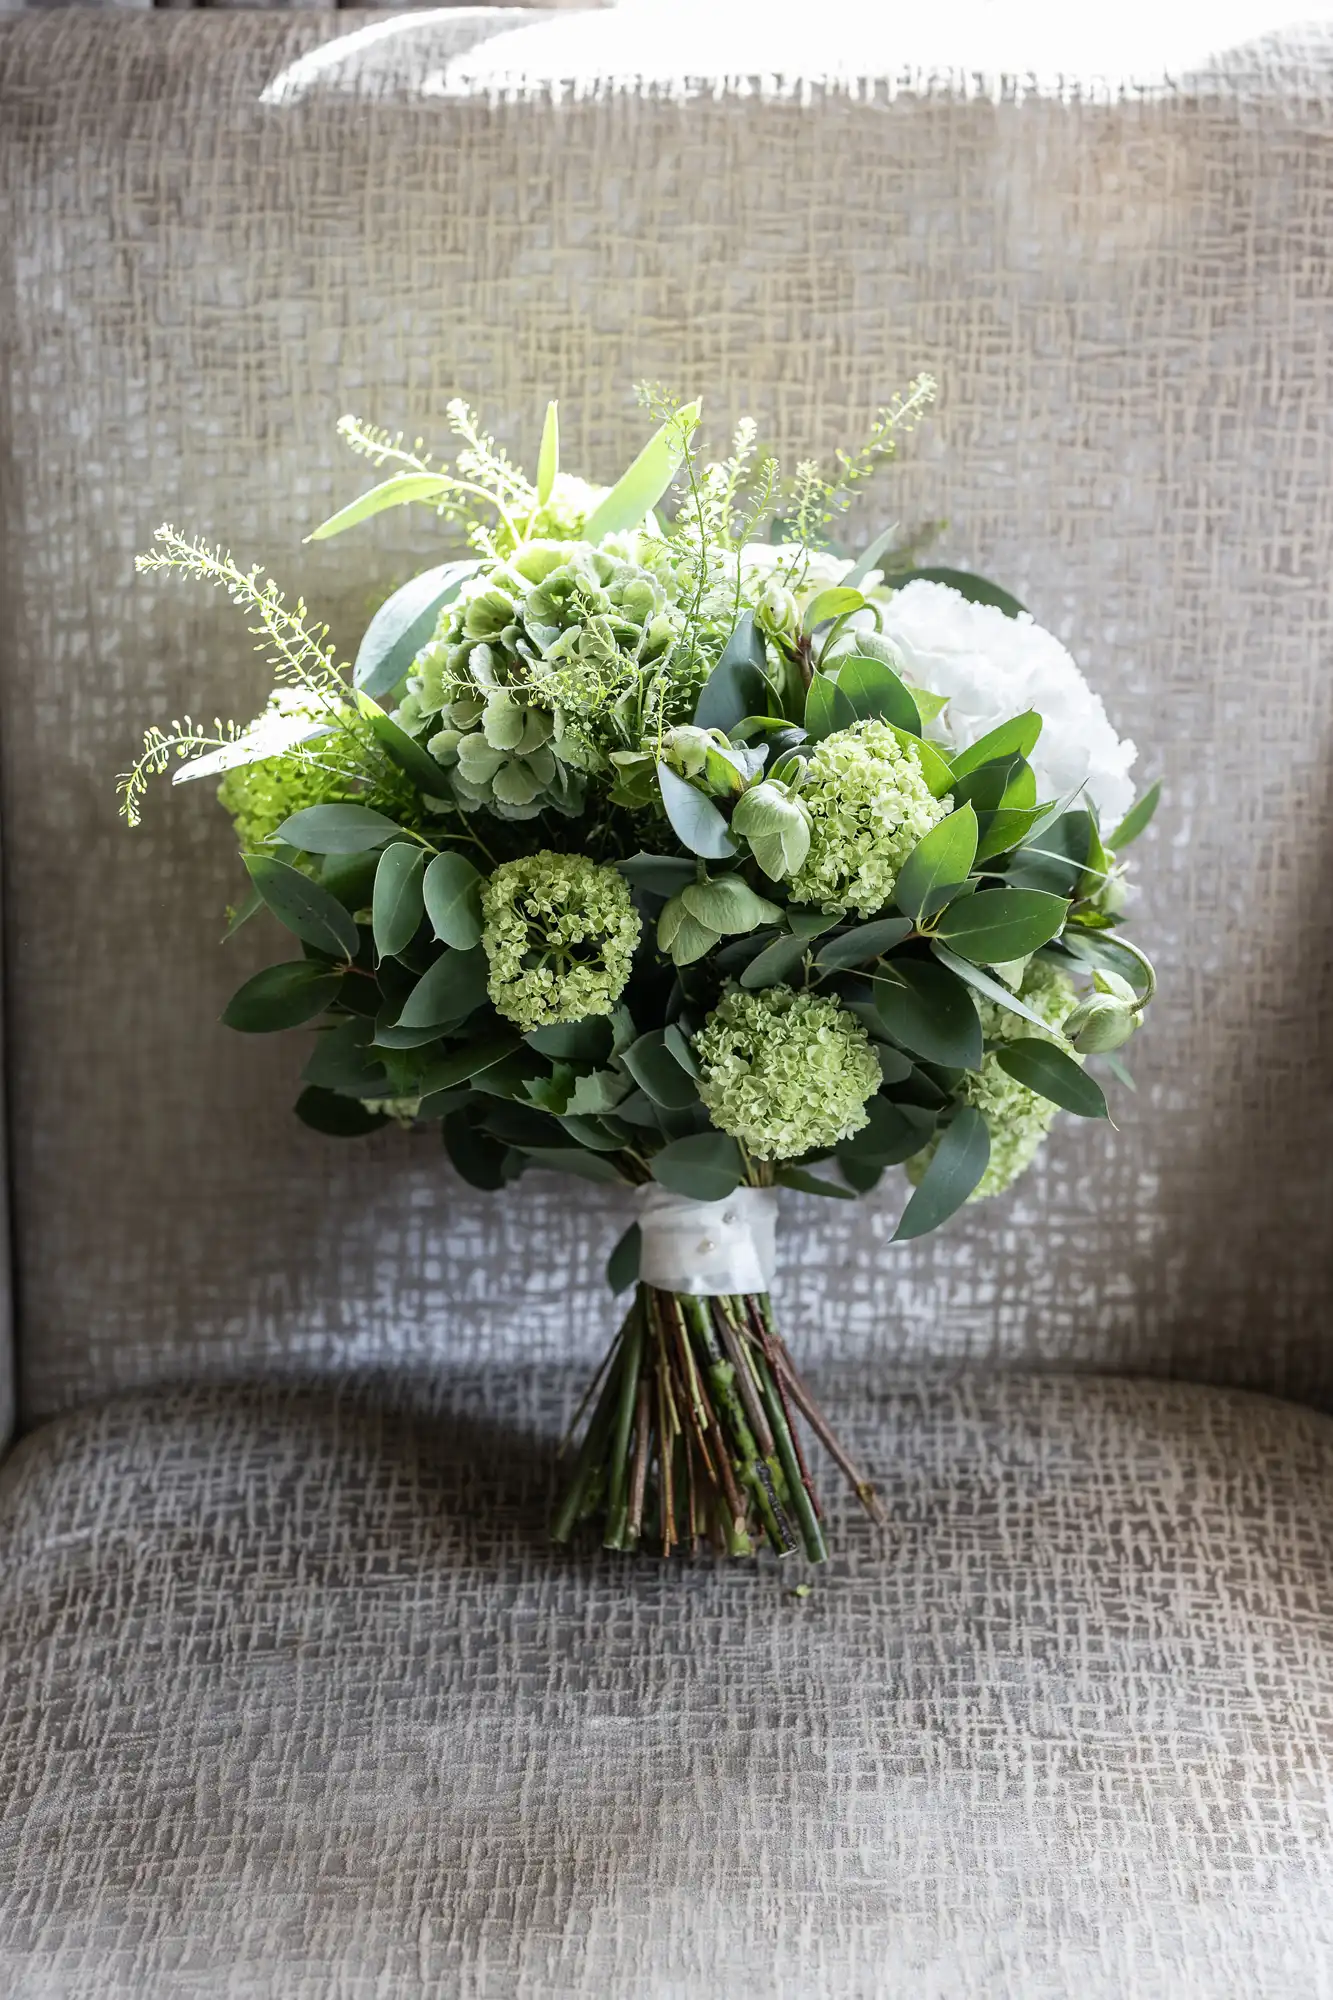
[121,384,1158,1563]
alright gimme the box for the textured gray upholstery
[0,1371,1331,1997]
[2,14,1332,1418]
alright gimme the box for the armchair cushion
[1,1370,1330,1997]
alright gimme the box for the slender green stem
[603,1303,645,1550]
[551,1332,628,1544]
[749,1344,828,1564]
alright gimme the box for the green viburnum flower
[789,718,952,917]
[693,985,882,1161]
[480,850,641,1032]
[908,959,1080,1200]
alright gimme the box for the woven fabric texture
[0,1369,1330,1998]
[2,16,1333,1417]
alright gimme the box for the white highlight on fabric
[635,1186,778,1297]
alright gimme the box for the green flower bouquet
[121,384,1158,1564]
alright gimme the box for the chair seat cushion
[1,1370,1331,1998]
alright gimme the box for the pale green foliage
[908,960,1080,1199]
[116,717,242,829]
[789,720,952,917]
[694,985,882,1161]
[480,850,641,1031]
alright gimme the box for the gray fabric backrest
[2,13,1332,1422]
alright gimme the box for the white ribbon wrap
[635,1185,779,1297]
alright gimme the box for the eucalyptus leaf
[307,472,457,543]
[656,763,737,859]
[933,888,1069,964]
[275,804,402,855]
[802,586,864,632]
[663,1023,701,1078]
[419,1034,521,1095]
[845,521,902,588]
[776,1167,856,1199]
[650,1133,744,1201]
[739,933,809,990]
[302,1018,389,1095]
[930,941,1064,1033]
[694,611,770,732]
[443,1110,512,1191]
[838,1096,935,1167]
[395,944,489,1029]
[894,804,979,924]
[243,854,361,961]
[372,843,426,960]
[622,1031,700,1110]
[584,401,701,540]
[606,1221,641,1294]
[814,918,913,969]
[525,1017,614,1064]
[352,560,475,698]
[222,961,344,1034]
[871,958,983,1070]
[422,851,484,949]
[616,852,698,896]
[886,723,953,798]
[522,1146,626,1184]
[294,1087,387,1137]
[996,1041,1109,1119]
[893,1106,991,1240]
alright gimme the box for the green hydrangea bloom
[908,959,1079,1200]
[693,985,882,1161]
[480,850,641,1032]
[503,474,608,547]
[217,751,351,852]
[789,719,952,917]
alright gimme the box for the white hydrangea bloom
[875,580,1137,830]
[739,542,858,592]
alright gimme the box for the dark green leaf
[996,1041,1109,1119]
[838,1153,884,1193]
[275,804,401,854]
[584,401,700,539]
[243,854,361,960]
[893,1107,991,1240]
[951,754,1033,814]
[221,961,343,1034]
[356,694,453,795]
[521,1146,626,1184]
[803,672,858,742]
[832,655,921,734]
[894,805,979,924]
[894,567,1026,618]
[616,853,698,896]
[840,1096,936,1167]
[319,849,381,913]
[371,1017,446,1052]
[302,1018,388,1095]
[1058,928,1153,995]
[443,1110,511,1190]
[396,945,489,1029]
[525,1017,614,1064]
[933,889,1068,964]
[223,882,264,940]
[948,711,1042,782]
[694,611,770,732]
[814,917,914,969]
[656,763,737,860]
[650,1133,744,1201]
[662,1023,701,1078]
[1109,780,1161,849]
[606,1221,641,1294]
[422,851,484,949]
[622,1031,700,1109]
[352,560,475,699]
[419,1034,521,1095]
[739,934,809,990]
[929,942,1062,1033]
[871,958,983,1069]
[372,843,426,960]
[776,1167,856,1199]
[885,723,954,798]
[974,803,1054,863]
[294,1087,387,1137]
[1003,809,1091,895]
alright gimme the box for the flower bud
[1063,991,1142,1053]
[757,582,799,635]
[660,725,712,778]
